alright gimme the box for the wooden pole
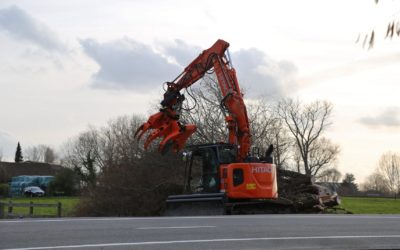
[29,201,34,217]
[57,202,62,217]
[8,200,12,214]
[0,202,4,219]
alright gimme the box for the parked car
[23,186,45,197]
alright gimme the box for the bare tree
[61,115,146,188]
[317,167,342,183]
[25,145,58,163]
[0,147,3,161]
[377,152,400,195]
[361,171,389,194]
[292,146,302,173]
[248,100,292,169]
[25,146,43,162]
[277,98,335,176]
[62,128,103,188]
[44,147,57,163]
[99,115,144,166]
[292,137,340,176]
[308,137,340,176]
[180,75,227,144]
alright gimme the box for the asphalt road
[1,215,400,249]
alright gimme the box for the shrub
[49,168,79,196]
[75,151,184,216]
[0,183,10,197]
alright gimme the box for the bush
[75,151,184,216]
[49,168,79,196]
[0,183,10,197]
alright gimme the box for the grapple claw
[134,124,151,141]
[135,112,166,140]
[144,125,167,150]
[143,130,160,150]
[135,110,197,154]
[158,124,197,153]
[134,125,143,138]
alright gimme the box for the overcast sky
[1,0,400,183]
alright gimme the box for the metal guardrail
[0,201,61,218]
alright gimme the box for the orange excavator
[135,39,339,215]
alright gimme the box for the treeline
[361,152,400,196]
[6,143,58,164]
[6,80,399,211]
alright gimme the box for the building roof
[0,161,64,182]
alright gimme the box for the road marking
[3,235,400,250]
[2,214,400,223]
[137,226,216,229]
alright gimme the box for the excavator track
[165,193,226,216]
[164,193,324,216]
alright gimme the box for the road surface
[1,214,400,249]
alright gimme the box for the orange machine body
[220,163,278,199]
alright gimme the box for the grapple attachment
[135,111,196,154]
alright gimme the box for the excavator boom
[135,39,250,161]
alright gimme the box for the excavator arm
[135,39,251,161]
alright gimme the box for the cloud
[300,52,400,85]
[358,107,400,128]
[81,38,298,96]
[161,40,298,98]
[161,39,202,66]
[0,5,66,52]
[232,48,298,98]
[80,38,181,90]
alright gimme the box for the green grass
[338,196,400,214]
[2,196,399,217]
[0,197,80,217]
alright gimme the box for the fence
[0,201,61,218]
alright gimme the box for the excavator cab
[165,143,237,215]
[183,143,236,194]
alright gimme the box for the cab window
[233,168,244,186]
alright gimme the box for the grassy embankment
[0,197,80,217]
[339,196,400,214]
